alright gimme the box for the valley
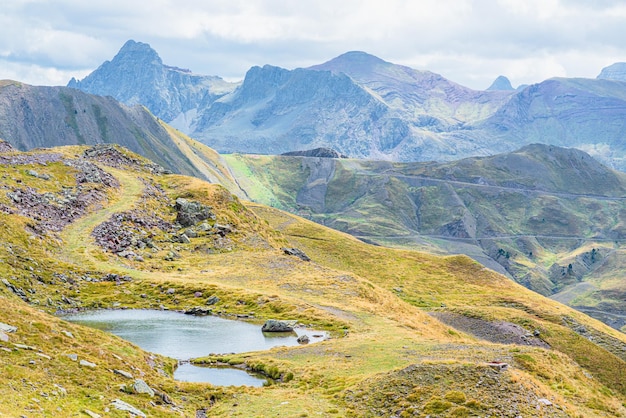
[2,142,626,416]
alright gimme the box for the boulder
[184,307,212,316]
[297,335,310,344]
[281,247,311,262]
[132,379,155,397]
[111,399,146,417]
[114,369,134,379]
[0,322,17,333]
[262,319,295,332]
[175,198,215,227]
[79,359,97,368]
[0,331,9,342]
[206,295,220,305]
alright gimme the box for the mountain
[68,40,237,131]
[223,144,626,331]
[1,142,626,416]
[70,42,626,169]
[597,62,626,81]
[477,77,626,170]
[70,42,515,161]
[0,80,242,190]
[486,75,515,91]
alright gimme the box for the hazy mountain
[478,77,626,170]
[68,40,237,132]
[597,62,626,82]
[69,41,626,168]
[486,75,515,91]
[223,144,626,330]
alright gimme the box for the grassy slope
[1,144,626,416]
[221,151,626,330]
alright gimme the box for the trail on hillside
[59,166,145,273]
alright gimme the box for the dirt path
[58,166,144,272]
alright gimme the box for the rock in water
[262,319,295,332]
[297,335,310,344]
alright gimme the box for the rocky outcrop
[282,247,311,262]
[175,198,216,227]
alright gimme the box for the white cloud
[0,0,625,88]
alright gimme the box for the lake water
[62,309,327,386]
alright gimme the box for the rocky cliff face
[67,40,237,131]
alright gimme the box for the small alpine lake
[61,309,327,386]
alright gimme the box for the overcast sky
[1,0,625,90]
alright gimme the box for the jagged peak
[112,39,162,64]
[487,75,514,91]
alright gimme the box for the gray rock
[165,288,176,295]
[0,322,17,333]
[65,353,78,361]
[0,331,8,342]
[111,399,146,417]
[13,343,35,350]
[83,410,102,418]
[281,247,311,262]
[175,198,216,227]
[538,398,553,406]
[206,295,220,305]
[262,319,295,332]
[79,359,97,368]
[185,307,212,316]
[214,223,233,236]
[132,379,155,397]
[114,369,134,379]
[61,330,74,339]
[297,335,310,344]
[179,233,191,244]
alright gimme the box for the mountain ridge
[67,41,626,170]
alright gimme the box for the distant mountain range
[67,40,626,170]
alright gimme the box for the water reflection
[62,309,327,386]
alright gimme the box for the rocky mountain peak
[68,40,237,127]
[597,62,626,82]
[487,75,514,91]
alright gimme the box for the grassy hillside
[1,142,626,416]
[223,146,626,332]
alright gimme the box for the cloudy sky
[1,0,625,90]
